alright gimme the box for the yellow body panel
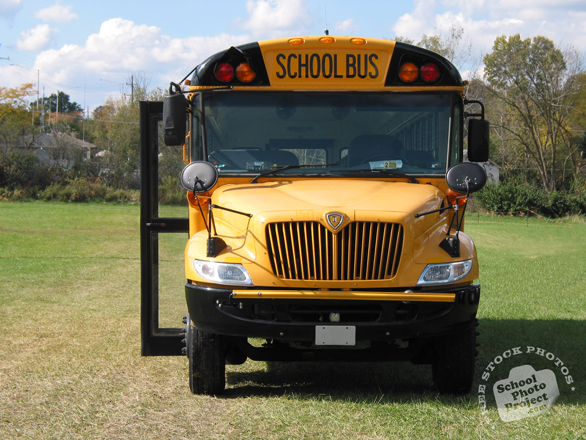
[184,177,479,290]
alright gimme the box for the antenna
[324,4,329,35]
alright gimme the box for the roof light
[399,63,418,83]
[320,36,335,44]
[350,38,366,45]
[288,38,305,45]
[421,63,440,83]
[236,62,256,83]
[214,63,234,82]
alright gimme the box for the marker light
[320,36,335,44]
[421,63,440,83]
[193,260,254,285]
[288,38,305,45]
[417,260,473,285]
[446,189,467,206]
[350,38,366,45]
[214,63,234,82]
[236,62,256,83]
[399,63,418,82]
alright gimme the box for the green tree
[34,91,82,114]
[483,34,584,192]
[85,74,167,190]
[0,83,37,150]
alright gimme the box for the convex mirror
[446,162,487,194]
[180,161,219,193]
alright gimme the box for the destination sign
[265,50,390,86]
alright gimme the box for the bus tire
[188,319,226,395]
[432,320,476,395]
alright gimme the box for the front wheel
[432,321,477,395]
[187,318,226,395]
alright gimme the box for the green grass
[1,202,585,439]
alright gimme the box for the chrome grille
[266,221,403,281]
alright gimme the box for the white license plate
[315,326,356,346]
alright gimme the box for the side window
[450,105,462,166]
[190,108,203,162]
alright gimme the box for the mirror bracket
[415,162,487,258]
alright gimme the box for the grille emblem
[326,212,344,230]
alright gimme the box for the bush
[0,150,54,190]
[40,178,139,203]
[158,175,187,206]
[475,181,586,217]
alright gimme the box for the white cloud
[34,1,78,25]
[241,0,311,38]
[392,0,586,68]
[16,24,59,51]
[335,18,357,33]
[0,0,23,22]
[30,18,250,108]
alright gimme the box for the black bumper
[185,283,480,343]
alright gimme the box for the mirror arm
[414,205,454,218]
[464,99,485,119]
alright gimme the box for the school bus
[139,35,490,396]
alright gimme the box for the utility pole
[126,75,134,104]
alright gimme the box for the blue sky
[1,0,585,112]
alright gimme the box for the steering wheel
[360,154,410,165]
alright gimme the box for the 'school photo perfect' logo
[478,345,576,422]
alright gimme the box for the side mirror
[467,119,490,162]
[180,161,218,193]
[163,94,187,146]
[446,162,486,194]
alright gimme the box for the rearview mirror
[180,161,219,193]
[467,119,490,162]
[446,162,486,194]
[163,94,187,146]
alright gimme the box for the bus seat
[348,135,402,166]
[403,150,436,168]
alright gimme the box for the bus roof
[189,36,463,92]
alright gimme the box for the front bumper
[185,283,480,343]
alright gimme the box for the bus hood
[213,179,444,225]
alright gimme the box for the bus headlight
[417,260,473,285]
[193,260,254,286]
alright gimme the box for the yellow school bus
[140,35,490,396]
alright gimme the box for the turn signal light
[421,63,440,83]
[447,189,467,206]
[214,63,234,82]
[399,63,418,82]
[236,63,256,83]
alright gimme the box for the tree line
[1,33,585,214]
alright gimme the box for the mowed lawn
[1,201,585,439]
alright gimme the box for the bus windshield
[200,92,459,176]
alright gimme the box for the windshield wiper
[251,164,338,183]
[331,168,419,183]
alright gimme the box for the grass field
[1,201,585,439]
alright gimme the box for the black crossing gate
[139,101,189,356]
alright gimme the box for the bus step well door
[140,101,189,356]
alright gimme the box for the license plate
[315,325,356,346]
